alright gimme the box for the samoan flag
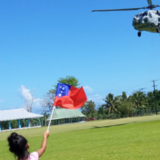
[53,83,87,109]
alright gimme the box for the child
[8,131,49,160]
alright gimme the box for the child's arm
[37,131,50,157]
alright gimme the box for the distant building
[46,108,85,125]
[0,108,43,132]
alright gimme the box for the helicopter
[92,0,160,37]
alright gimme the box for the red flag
[53,83,87,109]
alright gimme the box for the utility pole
[151,80,158,115]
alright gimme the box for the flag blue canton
[56,83,71,97]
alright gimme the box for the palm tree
[122,92,128,101]
[130,91,147,109]
[102,93,119,114]
[117,92,128,101]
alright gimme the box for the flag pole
[47,106,55,131]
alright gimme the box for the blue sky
[1,0,160,112]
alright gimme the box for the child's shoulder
[26,152,39,160]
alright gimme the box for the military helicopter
[92,0,160,37]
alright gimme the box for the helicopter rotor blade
[92,7,148,12]
[147,0,153,6]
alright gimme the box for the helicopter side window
[158,18,160,22]
[144,17,148,23]
[149,13,152,18]
[157,11,160,16]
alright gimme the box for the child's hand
[44,131,50,138]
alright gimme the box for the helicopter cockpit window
[158,18,160,22]
[142,12,147,16]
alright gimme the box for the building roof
[46,109,85,121]
[0,108,43,121]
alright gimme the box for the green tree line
[81,90,160,120]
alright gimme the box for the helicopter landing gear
[138,31,141,37]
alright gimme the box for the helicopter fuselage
[133,10,160,33]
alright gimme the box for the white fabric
[27,152,39,160]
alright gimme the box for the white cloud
[19,85,33,101]
[87,94,103,104]
[33,98,43,107]
[84,86,93,93]
[83,86,103,104]
[19,85,43,108]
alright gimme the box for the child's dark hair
[8,132,29,159]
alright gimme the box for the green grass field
[1,115,160,160]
